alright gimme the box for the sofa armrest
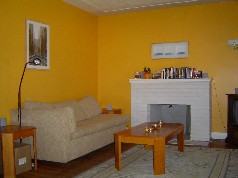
[11,107,76,163]
[11,107,76,133]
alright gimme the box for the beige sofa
[11,96,130,163]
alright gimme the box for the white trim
[211,132,227,140]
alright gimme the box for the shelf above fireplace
[129,78,212,84]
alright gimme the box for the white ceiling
[63,0,234,16]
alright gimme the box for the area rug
[75,145,236,178]
[168,139,209,146]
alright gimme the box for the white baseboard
[211,132,227,140]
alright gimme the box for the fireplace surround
[129,78,212,141]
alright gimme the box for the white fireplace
[129,78,212,141]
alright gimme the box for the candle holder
[158,120,163,126]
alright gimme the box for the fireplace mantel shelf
[129,78,212,84]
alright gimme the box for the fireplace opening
[149,104,191,140]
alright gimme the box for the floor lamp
[18,58,41,127]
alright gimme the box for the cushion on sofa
[23,101,55,109]
[77,96,102,119]
[71,114,130,139]
[53,100,87,122]
[23,100,87,122]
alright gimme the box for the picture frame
[26,20,50,69]
[151,42,188,59]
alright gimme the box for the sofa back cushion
[22,96,102,121]
[54,100,87,121]
[77,96,102,119]
[23,101,54,110]
[53,100,87,122]
[23,100,87,122]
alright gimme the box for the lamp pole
[18,58,41,127]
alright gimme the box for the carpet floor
[75,145,238,178]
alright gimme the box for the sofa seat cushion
[71,114,130,139]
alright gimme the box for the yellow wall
[98,1,238,132]
[0,0,98,123]
[1,0,238,133]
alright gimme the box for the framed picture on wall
[151,42,188,59]
[26,20,50,69]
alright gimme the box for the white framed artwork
[151,42,188,59]
[26,20,50,69]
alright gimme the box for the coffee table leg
[177,126,184,152]
[114,134,122,170]
[154,138,165,175]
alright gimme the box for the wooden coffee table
[114,122,184,175]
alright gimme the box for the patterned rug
[168,139,209,146]
[75,145,238,178]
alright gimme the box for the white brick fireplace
[129,78,212,141]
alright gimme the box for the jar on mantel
[144,72,151,79]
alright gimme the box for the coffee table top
[115,122,183,142]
